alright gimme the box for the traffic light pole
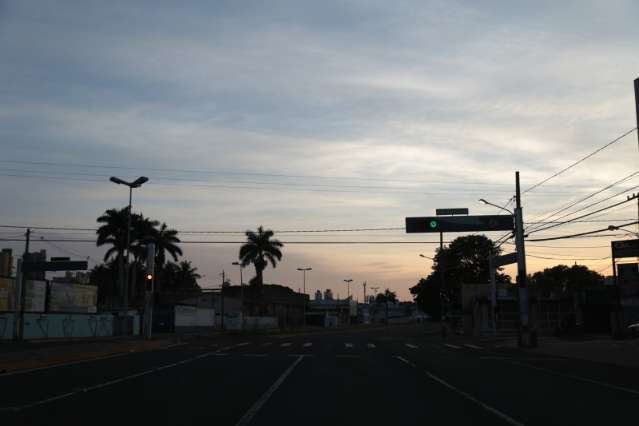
[440,231,447,337]
[515,171,535,347]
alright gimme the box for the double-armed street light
[109,176,149,314]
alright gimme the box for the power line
[527,194,639,235]
[0,238,454,244]
[527,254,611,261]
[523,127,637,193]
[527,220,639,242]
[525,170,639,233]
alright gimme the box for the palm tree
[153,223,182,291]
[174,261,201,289]
[239,226,284,287]
[129,214,159,304]
[96,208,129,303]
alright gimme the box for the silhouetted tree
[239,226,284,287]
[410,235,510,320]
[375,289,398,304]
[151,222,182,291]
[529,264,603,298]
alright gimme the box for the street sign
[436,208,469,216]
[405,215,514,233]
[612,239,639,259]
[22,261,88,272]
[491,252,517,267]
[50,257,71,262]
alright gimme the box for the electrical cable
[526,220,639,242]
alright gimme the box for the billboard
[0,277,14,311]
[49,283,98,313]
[617,263,639,305]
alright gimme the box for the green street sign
[406,215,514,233]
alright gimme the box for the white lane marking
[336,355,360,358]
[235,355,304,426]
[405,343,418,349]
[367,343,376,349]
[280,342,291,347]
[444,344,462,349]
[303,342,312,347]
[497,359,639,397]
[214,353,229,356]
[1,351,216,412]
[236,342,250,347]
[0,352,130,378]
[394,356,523,426]
[288,354,315,357]
[345,343,354,348]
[167,342,188,348]
[262,342,273,347]
[243,354,268,357]
[464,344,484,350]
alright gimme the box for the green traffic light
[429,220,438,229]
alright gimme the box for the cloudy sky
[1,1,638,300]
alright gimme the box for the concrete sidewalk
[0,335,182,374]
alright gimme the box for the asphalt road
[2,325,638,425]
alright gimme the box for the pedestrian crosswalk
[218,341,485,351]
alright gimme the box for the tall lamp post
[297,267,312,326]
[110,176,148,317]
[344,278,353,325]
[232,261,244,326]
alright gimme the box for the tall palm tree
[96,208,129,303]
[153,223,182,291]
[174,261,201,289]
[239,226,284,287]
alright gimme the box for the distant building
[51,271,90,285]
[24,250,46,280]
[0,248,12,277]
[314,290,322,301]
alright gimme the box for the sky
[1,1,638,301]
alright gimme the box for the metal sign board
[406,215,514,233]
[492,252,518,267]
[23,261,88,272]
[436,208,469,216]
[612,239,639,259]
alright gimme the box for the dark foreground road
[2,325,638,425]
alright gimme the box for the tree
[375,289,398,304]
[173,261,201,289]
[239,226,284,287]
[96,208,130,305]
[529,264,603,298]
[410,235,510,320]
[152,222,182,291]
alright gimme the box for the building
[0,248,12,277]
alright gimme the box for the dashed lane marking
[443,344,462,349]
[281,342,292,347]
[235,356,305,426]
[405,343,418,349]
[394,356,524,426]
[464,344,484,350]
[303,342,312,347]
[367,343,376,349]
[236,342,250,347]
[243,354,268,357]
[262,342,273,347]
[345,343,354,348]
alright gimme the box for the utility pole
[363,281,367,304]
[634,78,639,233]
[17,228,31,340]
[515,172,534,347]
[440,231,447,337]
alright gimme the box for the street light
[607,225,639,237]
[110,176,149,314]
[419,253,434,261]
[479,198,514,215]
[297,267,312,327]
[343,279,353,299]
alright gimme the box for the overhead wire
[523,127,637,193]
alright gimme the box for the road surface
[2,325,638,425]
